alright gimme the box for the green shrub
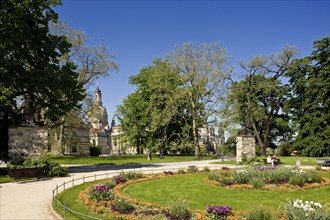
[88,185,115,202]
[120,170,144,180]
[283,199,330,220]
[7,155,67,177]
[289,176,306,187]
[89,146,101,156]
[177,168,185,174]
[167,199,191,219]
[245,206,276,220]
[249,177,265,189]
[203,166,211,172]
[112,198,135,214]
[187,165,198,173]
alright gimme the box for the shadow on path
[67,163,163,173]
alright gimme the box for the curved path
[0,159,235,220]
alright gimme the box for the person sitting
[267,155,272,164]
[271,155,277,166]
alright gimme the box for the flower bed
[79,166,330,219]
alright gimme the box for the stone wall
[236,135,256,163]
[8,126,48,158]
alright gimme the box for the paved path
[0,159,235,220]
[0,159,320,220]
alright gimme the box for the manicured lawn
[49,154,219,165]
[0,175,12,184]
[213,156,328,166]
[53,171,330,219]
[123,172,330,211]
[53,180,113,220]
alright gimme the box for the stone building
[87,87,111,155]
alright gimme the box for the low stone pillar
[236,127,255,163]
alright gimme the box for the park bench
[8,167,45,182]
[263,158,281,166]
[317,158,330,168]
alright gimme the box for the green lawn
[53,171,330,219]
[212,156,328,166]
[123,172,330,211]
[49,154,219,165]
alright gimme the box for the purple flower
[92,185,109,192]
[207,205,232,218]
[255,166,277,171]
[164,171,174,175]
[113,175,125,184]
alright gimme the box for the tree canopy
[0,0,84,161]
[286,37,330,156]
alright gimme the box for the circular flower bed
[79,167,330,219]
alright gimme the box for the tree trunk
[192,114,200,158]
[0,113,10,162]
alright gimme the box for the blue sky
[55,0,330,120]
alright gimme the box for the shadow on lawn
[67,163,163,173]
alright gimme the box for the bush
[120,170,144,180]
[187,165,198,173]
[283,199,330,220]
[111,198,135,214]
[249,177,265,189]
[178,168,185,174]
[244,206,276,220]
[89,146,101,156]
[166,199,191,219]
[88,185,115,201]
[203,166,210,172]
[7,155,67,177]
[206,205,232,219]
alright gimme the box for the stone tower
[88,87,109,130]
[87,87,110,154]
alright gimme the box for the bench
[263,159,281,166]
[8,167,45,181]
[317,159,330,167]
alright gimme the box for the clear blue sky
[55,0,330,120]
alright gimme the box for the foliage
[187,165,198,173]
[283,199,330,220]
[226,47,298,156]
[89,146,101,156]
[120,170,144,180]
[111,197,135,214]
[167,42,232,157]
[166,199,191,220]
[87,185,115,202]
[8,155,67,177]
[243,206,276,220]
[206,205,232,219]
[285,37,330,156]
[0,0,85,161]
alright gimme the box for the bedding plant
[78,166,330,219]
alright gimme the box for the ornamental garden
[54,165,330,220]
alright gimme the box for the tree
[0,0,84,161]
[49,21,119,154]
[286,37,330,156]
[167,42,231,157]
[116,59,189,158]
[228,47,298,156]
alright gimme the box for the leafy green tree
[227,47,298,156]
[286,37,330,156]
[167,42,231,157]
[116,59,190,158]
[0,0,84,161]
